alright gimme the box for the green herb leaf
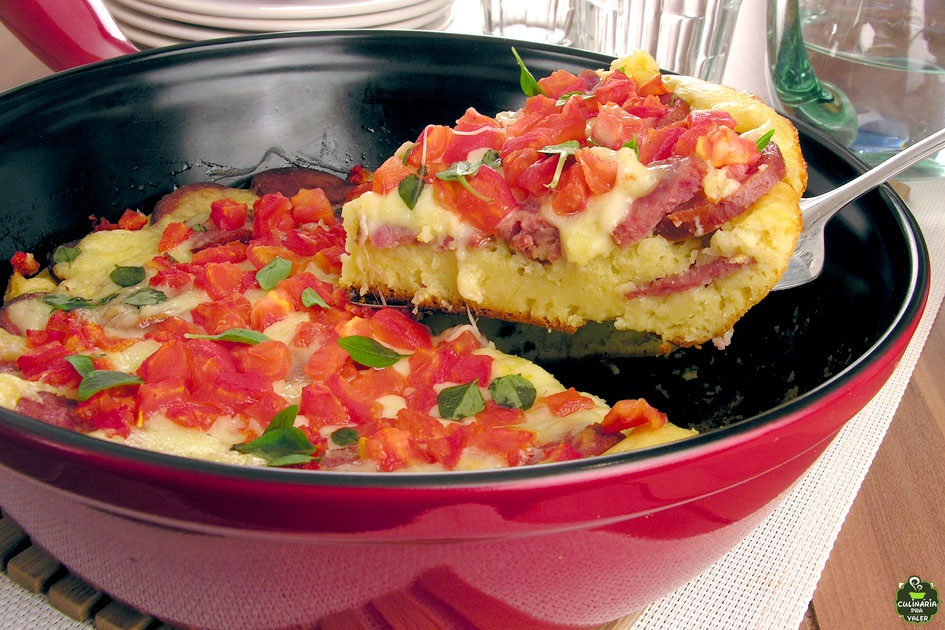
[555,91,594,107]
[397,173,425,210]
[621,135,640,158]
[331,427,359,446]
[301,287,328,309]
[338,335,409,368]
[109,265,146,288]
[481,149,502,169]
[756,129,776,151]
[185,328,269,345]
[265,405,300,433]
[512,47,545,97]
[52,246,81,264]
[41,294,93,312]
[256,256,292,291]
[232,405,317,467]
[438,381,486,420]
[436,160,492,202]
[192,224,208,232]
[539,140,581,189]
[489,374,537,410]
[77,370,144,401]
[65,354,95,378]
[125,288,167,307]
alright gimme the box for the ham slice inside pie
[340,51,807,347]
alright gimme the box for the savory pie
[1,182,694,472]
[340,51,807,347]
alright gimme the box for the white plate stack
[105,0,456,49]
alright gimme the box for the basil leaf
[77,370,144,401]
[110,265,146,288]
[65,354,95,378]
[481,149,502,169]
[232,405,317,467]
[232,428,317,467]
[185,328,269,345]
[265,405,300,433]
[98,292,120,305]
[489,374,537,410]
[756,129,776,151]
[52,246,81,264]
[330,427,359,446]
[436,160,492,202]
[42,294,93,312]
[256,256,292,291]
[511,47,545,97]
[337,335,409,368]
[192,224,208,233]
[539,140,581,189]
[125,288,167,307]
[555,91,594,107]
[301,287,328,309]
[438,381,486,420]
[397,173,425,210]
[622,135,640,158]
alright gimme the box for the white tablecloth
[2,2,944,628]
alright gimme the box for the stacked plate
[105,0,456,49]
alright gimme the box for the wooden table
[0,25,942,630]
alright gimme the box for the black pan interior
[0,32,924,435]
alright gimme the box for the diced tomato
[183,339,237,387]
[536,69,587,99]
[304,342,351,381]
[190,370,271,416]
[76,386,138,436]
[138,338,190,382]
[191,241,247,265]
[26,311,135,352]
[443,329,483,355]
[372,155,416,196]
[158,222,193,253]
[505,96,559,138]
[299,382,350,428]
[240,390,290,425]
[589,103,650,151]
[232,339,292,382]
[250,290,294,331]
[404,125,453,172]
[210,198,250,231]
[10,251,39,276]
[245,243,308,272]
[432,165,518,233]
[673,110,738,158]
[638,125,686,164]
[142,316,199,342]
[444,353,493,387]
[623,94,666,119]
[149,255,193,289]
[361,426,420,472]
[694,125,760,168]
[118,209,148,231]
[252,193,295,240]
[368,308,433,351]
[551,163,590,216]
[192,294,252,334]
[292,309,348,349]
[194,262,245,300]
[326,366,407,425]
[592,70,635,108]
[16,343,82,387]
[601,398,667,433]
[136,377,188,419]
[290,188,334,226]
[515,154,559,197]
[540,388,597,417]
[441,109,508,163]
[637,74,671,97]
[476,400,525,427]
[576,148,618,195]
[465,425,536,467]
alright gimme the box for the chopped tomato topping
[210,198,249,231]
[10,251,39,277]
[433,165,518,233]
[540,388,597,417]
[76,386,138,436]
[194,262,246,300]
[252,193,295,240]
[91,209,148,232]
[232,340,292,382]
[601,398,668,433]
[695,125,761,168]
[192,294,252,334]
[290,187,334,226]
[158,222,193,253]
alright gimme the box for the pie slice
[340,51,807,347]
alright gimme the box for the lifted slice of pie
[340,51,807,347]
